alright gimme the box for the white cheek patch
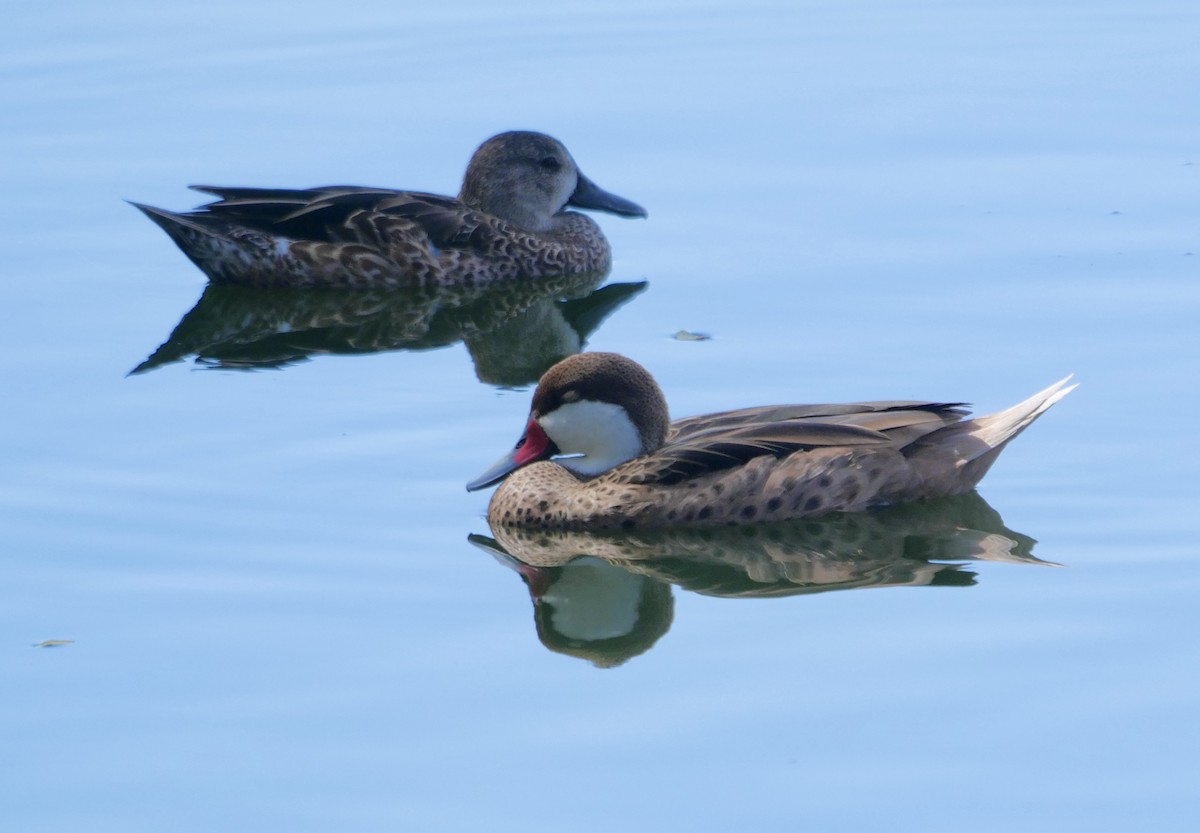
[539,400,642,475]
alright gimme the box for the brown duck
[132,131,646,289]
[467,352,1074,529]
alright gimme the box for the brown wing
[642,402,972,485]
[813,407,971,446]
[188,185,394,231]
[187,185,486,251]
[629,420,892,486]
[668,401,969,443]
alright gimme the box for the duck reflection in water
[470,492,1057,667]
[131,272,646,386]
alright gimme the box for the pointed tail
[130,201,282,284]
[129,200,233,262]
[908,376,1076,493]
[961,375,1077,458]
[129,200,215,239]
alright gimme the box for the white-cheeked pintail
[468,352,1074,529]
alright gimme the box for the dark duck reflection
[131,272,646,385]
[471,493,1056,667]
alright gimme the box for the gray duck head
[458,131,647,232]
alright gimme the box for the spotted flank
[133,131,646,290]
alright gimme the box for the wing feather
[644,402,972,485]
[668,401,968,442]
[181,186,484,250]
[631,421,891,485]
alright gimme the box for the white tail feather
[961,375,1076,462]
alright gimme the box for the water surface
[3,1,1198,831]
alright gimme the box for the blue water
[3,1,1198,831]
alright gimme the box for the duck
[466,352,1075,530]
[131,131,647,289]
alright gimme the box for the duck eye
[539,156,561,171]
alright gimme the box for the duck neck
[459,182,552,232]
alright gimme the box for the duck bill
[466,534,558,598]
[568,173,647,218]
[466,418,554,492]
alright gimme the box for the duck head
[458,132,647,232]
[467,352,669,491]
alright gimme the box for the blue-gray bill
[466,449,523,492]
[568,174,647,218]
